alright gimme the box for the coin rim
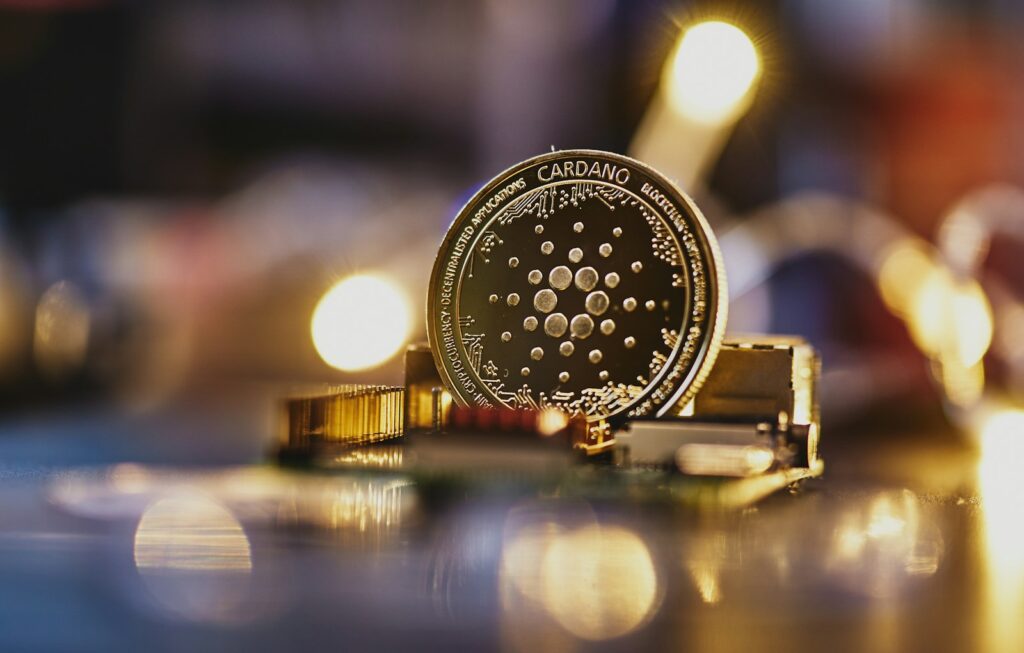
[426,148,728,420]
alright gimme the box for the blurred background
[1,0,1020,458]
[1,2,1024,650]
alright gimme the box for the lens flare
[665,21,760,125]
[311,274,411,371]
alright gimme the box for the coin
[427,150,727,438]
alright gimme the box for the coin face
[428,150,726,434]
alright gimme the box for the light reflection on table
[979,410,1024,652]
[500,508,661,643]
[0,431,1015,651]
[133,493,254,624]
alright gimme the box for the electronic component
[403,405,582,475]
[616,335,822,476]
[614,416,820,478]
[403,343,451,434]
[282,384,405,452]
[681,335,819,433]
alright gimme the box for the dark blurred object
[0,6,128,214]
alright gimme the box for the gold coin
[427,150,726,430]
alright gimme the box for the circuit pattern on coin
[428,150,726,432]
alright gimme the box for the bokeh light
[665,21,760,125]
[33,280,91,379]
[539,525,659,640]
[501,514,661,643]
[908,270,993,368]
[978,408,1024,651]
[311,274,411,371]
[877,240,939,317]
[501,520,564,605]
[826,490,943,598]
[978,408,1024,502]
[876,238,995,406]
[937,357,986,408]
[133,493,253,623]
[536,408,569,436]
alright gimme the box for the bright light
[665,21,760,125]
[501,521,563,605]
[951,282,994,366]
[878,240,938,316]
[937,357,986,408]
[979,409,1024,487]
[135,495,252,572]
[311,274,410,371]
[313,478,411,534]
[684,532,727,605]
[537,408,570,436]
[826,490,942,598]
[500,519,661,642]
[878,240,993,405]
[908,270,993,367]
[540,525,659,640]
[690,564,721,604]
[676,443,774,477]
[978,408,1024,651]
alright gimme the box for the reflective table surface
[0,404,1017,653]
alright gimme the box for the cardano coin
[427,150,726,442]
